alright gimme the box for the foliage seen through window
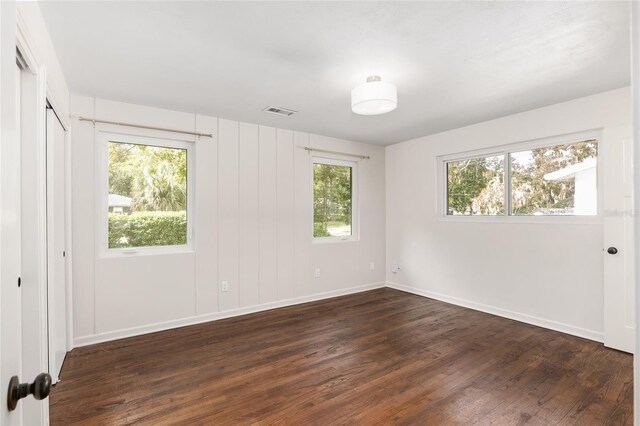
[108,141,187,248]
[445,139,597,216]
[313,162,353,238]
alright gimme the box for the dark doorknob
[7,373,51,411]
[607,247,618,255]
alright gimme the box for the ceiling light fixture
[351,75,397,115]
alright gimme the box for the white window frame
[437,129,603,224]
[311,155,359,243]
[97,130,195,257]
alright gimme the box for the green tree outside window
[108,141,187,248]
[313,163,352,237]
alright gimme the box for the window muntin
[443,138,598,218]
[510,140,597,216]
[446,155,504,216]
[105,136,192,252]
[313,158,356,240]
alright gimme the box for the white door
[0,46,23,426]
[603,126,635,353]
[47,108,67,383]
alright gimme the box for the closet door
[47,108,67,382]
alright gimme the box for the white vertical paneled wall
[92,100,199,335]
[71,95,386,346]
[239,123,260,308]
[218,119,240,312]
[276,129,295,301]
[293,132,311,298]
[70,95,96,338]
[258,126,278,305]
[195,115,218,315]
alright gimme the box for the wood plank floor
[50,288,633,425]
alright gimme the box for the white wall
[71,95,386,346]
[386,87,631,341]
[16,2,69,126]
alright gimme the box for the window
[510,140,597,215]
[312,157,358,240]
[447,155,505,215]
[101,133,193,254]
[442,136,598,218]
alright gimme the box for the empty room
[1,1,639,424]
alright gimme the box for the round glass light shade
[351,78,397,115]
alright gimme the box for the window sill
[312,237,360,244]
[99,246,195,259]
[438,215,603,225]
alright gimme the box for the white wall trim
[74,281,385,347]
[16,3,70,129]
[310,155,359,243]
[74,280,604,348]
[631,1,640,417]
[435,128,603,224]
[65,126,74,352]
[386,281,604,343]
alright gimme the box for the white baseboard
[386,281,604,343]
[74,282,386,347]
[75,280,604,347]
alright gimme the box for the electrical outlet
[392,261,399,274]
[221,281,229,292]
[370,262,375,270]
[315,268,320,278]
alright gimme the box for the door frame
[632,2,640,419]
[65,118,74,352]
[16,53,50,426]
[1,33,24,426]
[16,37,72,426]
[46,106,71,383]
[14,8,73,424]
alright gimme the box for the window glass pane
[511,140,597,216]
[313,163,352,237]
[108,141,187,248]
[447,155,505,215]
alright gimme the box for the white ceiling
[39,1,630,145]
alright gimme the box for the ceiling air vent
[263,106,297,117]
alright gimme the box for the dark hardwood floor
[50,288,633,425]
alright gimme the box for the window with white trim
[443,137,598,217]
[447,154,505,216]
[101,132,194,254]
[312,157,358,241]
